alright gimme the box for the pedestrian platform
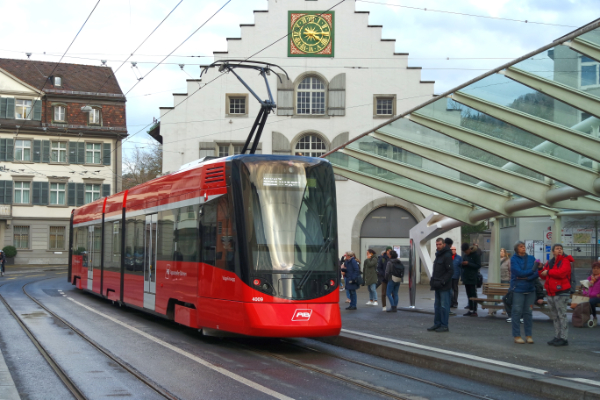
[0,347,20,400]
[328,277,600,399]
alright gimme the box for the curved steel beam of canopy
[370,130,600,212]
[500,67,600,120]
[565,37,600,63]
[408,113,600,196]
[331,164,555,224]
[450,91,600,163]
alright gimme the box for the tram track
[0,277,180,400]
[238,339,497,400]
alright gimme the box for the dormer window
[54,76,62,87]
[89,108,101,125]
[53,105,66,122]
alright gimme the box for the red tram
[69,155,341,337]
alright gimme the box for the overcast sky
[0,0,597,157]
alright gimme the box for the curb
[315,331,600,400]
[0,347,20,400]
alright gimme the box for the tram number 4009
[252,297,264,302]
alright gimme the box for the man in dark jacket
[377,247,392,311]
[428,238,454,332]
[461,242,482,317]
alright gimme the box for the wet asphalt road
[0,271,549,400]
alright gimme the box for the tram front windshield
[239,157,337,273]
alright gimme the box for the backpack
[572,302,592,328]
[392,261,405,279]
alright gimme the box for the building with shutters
[152,0,463,265]
[0,58,126,264]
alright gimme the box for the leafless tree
[122,144,162,190]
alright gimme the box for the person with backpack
[539,244,573,346]
[377,247,392,311]
[364,249,379,306]
[344,251,360,310]
[427,237,454,332]
[385,250,404,312]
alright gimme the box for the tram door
[87,226,95,290]
[143,214,158,310]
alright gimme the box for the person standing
[363,249,379,306]
[461,243,481,317]
[385,250,404,312]
[377,247,392,311]
[0,250,4,276]
[500,248,511,284]
[427,238,454,332]
[510,241,539,344]
[344,251,360,310]
[583,262,600,325]
[539,244,573,346]
[450,245,462,308]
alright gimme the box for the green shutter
[102,143,111,166]
[0,98,7,119]
[41,182,49,205]
[5,98,14,119]
[5,181,12,204]
[0,139,6,162]
[76,183,84,206]
[32,182,42,205]
[32,100,42,121]
[6,139,13,162]
[68,141,77,164]
[0,181,6,204]
[68,183,76,206]
[42,141,50,163]
[102,184,110,197]
[77,142,85,165]
[33,140,41,162]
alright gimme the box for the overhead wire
[355,0,578,28]
[124,0,233,95]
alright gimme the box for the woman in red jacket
[539,244,573,347]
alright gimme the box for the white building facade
[156,0,461,267]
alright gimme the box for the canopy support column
[488,218,501,284]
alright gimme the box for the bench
[469,283,550,316]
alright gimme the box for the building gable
[0,68,41,97]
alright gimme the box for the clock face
[289,11,334,57]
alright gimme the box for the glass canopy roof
[325,20,600,224]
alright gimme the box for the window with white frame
[15,99,32,120]
[233,145,243,155]
[54,77,62,86]
[229,97,246,114]
[376,97,394,116]
[89,108,101,125]
[53,105,66,122]
[218,145,229,157]
[86,143,102,164]
[49,226,66,250]
[50,182,66,205]
[51,141,67,163]
[294,134,327,157]
[14,182,30,204]
[297,77,326,115]
[13,226,29,249]
[85,184,101,204]
[499,217,517,228]
[14,140,31,161]
[581,56,599,87]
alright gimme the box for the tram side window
[73,226,88,267]
[103,221,121,272]
[124,217,145,274]
[174,205,199,262]
[157,210,174,262]
[201,195,234,271]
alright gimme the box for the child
[583,262,600,323]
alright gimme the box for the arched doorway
[359,206,418,265]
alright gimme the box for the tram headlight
[253,279,261,286]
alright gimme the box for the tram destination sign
[263,174,302,188]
